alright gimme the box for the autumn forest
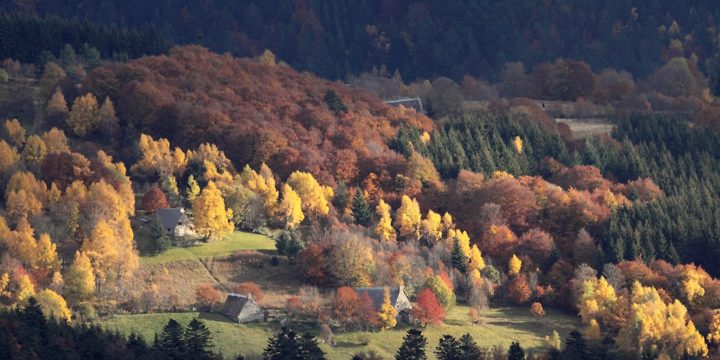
[2,1,720,360]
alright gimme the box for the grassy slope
[101,306,580,359]
[141,231,276,265]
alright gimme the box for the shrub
[508,276,531,305]
[232,282,264,302]
[530,302,545,317]
[469,307,481,324]
[195,284,222,311]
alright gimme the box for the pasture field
[102,306,580,359]
[140,231,276,265]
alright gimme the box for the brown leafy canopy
[140,185,169,213]
[85,46,433,184]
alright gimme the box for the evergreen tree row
[392,112,570,179]
[590,117,720,275]
[0,11,169,65]
[7,0,720,83]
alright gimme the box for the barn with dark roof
[220,293,264,323]
[155,208,195,237]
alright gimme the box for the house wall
[395,291,412,313]
[174,224,196,237]
[236,301,264,323]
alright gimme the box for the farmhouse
[156,208,195,237]
[354,287,412,319]
[220,293,264,323]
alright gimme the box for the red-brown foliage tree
[550,165,611,191]
[357,292,380,329]
[530,302,545,317]
[507,275,532,305]
[331,287,361,328]
[472,177,538,231]
[85,46,433,185]
[517,228,555,265]
[140,185,169,213]
[41,151,92,189]
[482,224,518,261]
[531,58,594,101]
[297,242,332,286]
[411,288,446,326]
[195,283,222,310]
[232,282,265,302]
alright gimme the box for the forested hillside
[79,46,431,184]
[6,0,720,87]
[6,2,720,357]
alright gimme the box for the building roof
[220,293,253,319]
[354,287,403,310]
[384,97,425,113]
[155,208,184,230]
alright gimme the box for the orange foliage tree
[195,284,222,311]
[412,288,446,326]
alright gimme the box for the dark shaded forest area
[5,0,720,89]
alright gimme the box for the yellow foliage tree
[491,170,514,180]
[468,245,485,271]
[681,266,706,302]
[394,195,422,239]
[7,219,38,267]
[620,281,708,358]
[279,183,304,228]
[586,318,601,339]
[67,93,99,136]
[377,287,398,330]
[442,212,454,234]
[0,272,9,297]
[258,49,277,66]
[4,118,25,147]
[22,135,47,164]
[41,127,70,153]
[192,181,234,241]
[79,179,139,282]
[186,175,201,202]
[419,131,431,144]
[421,210,442,243]
[82,220,119,280]
[15,273,35,305]
[240,164,280,216]
[36,289,72,322]
[508,254,522,276]
[7,171,47,202]
[46,88,69,117]
[448,229,471,257]
[132,134,186,177]
[50,271,63,292]
[35,233,60,272]
[64,251,95,302]
[578,276,617,324]
[286,171,330,216]
[0,140,19,174]
[191,143,232,171]
[512,136,523,154]
[6,189,43,221]
[707,312,720,346]
[374,199,396,241]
